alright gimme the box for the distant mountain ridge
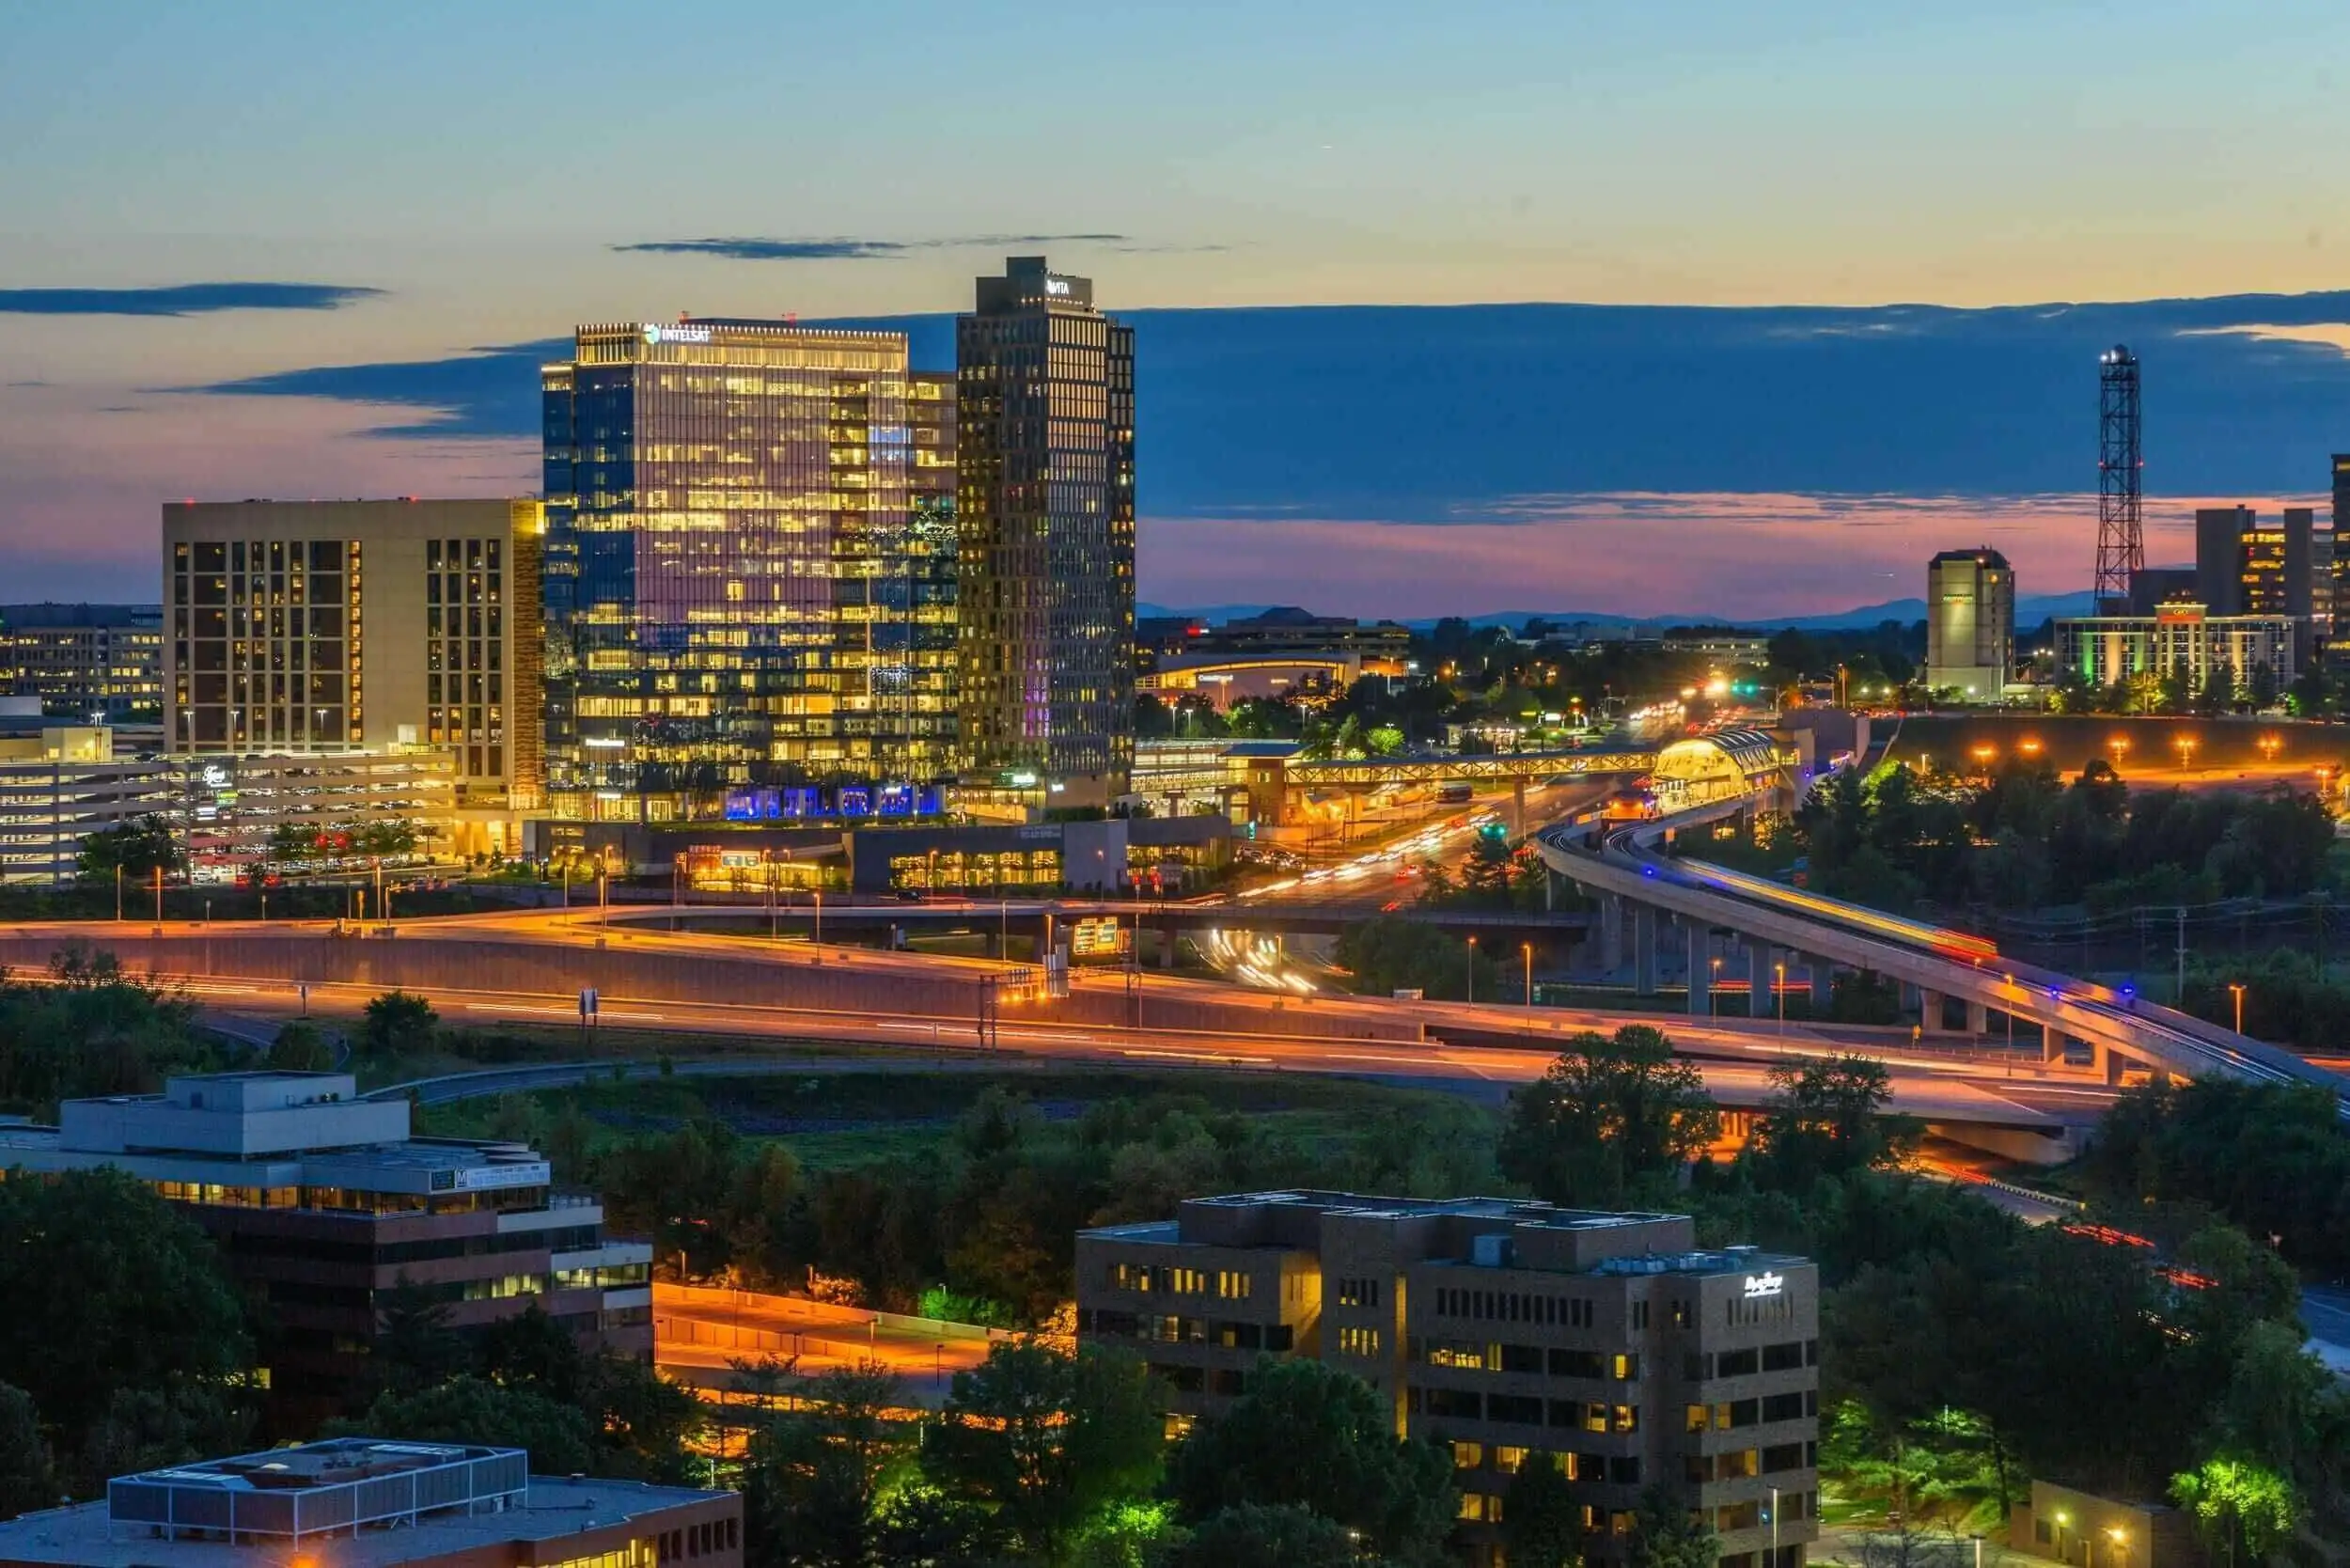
[1137,591,2099,633]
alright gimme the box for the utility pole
[2174,905,2188,1004]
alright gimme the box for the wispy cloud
[0,283,384,317]
[611,233,1134,261]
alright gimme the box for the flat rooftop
[0,1438,725,1568]
[1181,1189,1686,1230]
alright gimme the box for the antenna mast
[2094,345,2142,613]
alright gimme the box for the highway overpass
[1536,805,2346,1099]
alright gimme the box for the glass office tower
[541,320,951,821]
[955,258,1137,807]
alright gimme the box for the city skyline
[12,2,2350,615]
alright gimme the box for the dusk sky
[9,0,2350,617]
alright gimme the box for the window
[1420,1387,1482,1419]
[1427,1340,1494,1371]
[1458,1493,1488,1523]
[1489,1393,1544,1425]
[1762,1391,1808,1423]
[1613,1403,1639,1433]
[1718,1501,1762,1532]
[1762,1443,1807,1474]
[1762,1341,1805,1372]
[1335,1277,1380,1308]
[1494,1447,1528,1475]
[1337,1325,1382,1357]
[1718,1449,1760,1480]
[1167,1267,1207,1295]
[1452,1440,1485,1470]
[1215,1270,1253,1300]
[1613,1353,1640,1381]
[1501,1343,1544,1374]
[1718,1348,1760,1377]
[1550,1349,1604,1378]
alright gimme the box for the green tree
[1497,1026,1721,1207]
[1744,1055,1917,1189]
[2200,659,2235,715]
[744,1363,919,1568]
[1334,917,1501,1002]
[930,1341,1166,1560]
[476,1302,586,1402]
[373,1277,468,1397]
[2162,658,2195,714]
[2170,1458,2297,1568]
[1157,1502,1360,1568]
[1167,1356,1453,1561]
[75,814,181,884]
[1630,1482,1717,1568]
[360,990,439,1057]
[0,1381,59,1520]
[0,1169,251,1447]
[336,1375,591,1475]
[1503,1450,1583,1568]
[264,1019,334,1073]
[80,1385,250,1492]
[578,1352,703,1483]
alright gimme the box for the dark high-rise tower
[2095,345,2143,614]
[955,257,1136,805]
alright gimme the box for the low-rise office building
[0,1073,650,1429]
[0,603,164,718]
[0,1438,740,1568]
[1077,1191,1820,1568]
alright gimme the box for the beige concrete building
[163,499,543,852]
[1077,1191,1820,1568]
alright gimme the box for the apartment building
[0,1072,650,1429]
[1076,1191,1819,1568]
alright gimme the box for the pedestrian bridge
[1262,730,1798,823]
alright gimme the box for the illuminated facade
[956,258,1137,806]
[1078,1192,1820,1568]
[2056,603,2296,695]
[1922,548,2013,702]
[542,321,954,822]
[161,499,545,839]
[0,603,163,717]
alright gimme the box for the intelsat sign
[644,324,713,346]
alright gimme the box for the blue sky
[6,0,2350,614]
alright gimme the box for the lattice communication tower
[2094,345,2142,613]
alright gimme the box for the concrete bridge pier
[1598,893,1627,971]
[1686,925,1712,1016]
[1808,954,1834,1011]
[1747,941,1780,1021]
[1512,777,1528,835]
[1919,988,1946,1031]
[1966,999,1990,1035]
[1632,904,1659,997]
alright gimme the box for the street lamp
[2230,981,2247,1034]
[1971,744,1997,775]
[1465,935,1476,1005]
[1522,942,1534,1029]
[1775,961,1787,1035]
[2107,1526,2126,1568]
[1710,956,1723,1018]
[2108,735,2130,768]
[2175,734,2197,771]
[2260,734,2281,763]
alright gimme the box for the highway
[1538,802,2347,1099]
[164,957,2096,1140]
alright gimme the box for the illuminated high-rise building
[956,258,1136,808]
[1923,547,2013,703]
[162,498,544,851]
[540,321,953,822]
